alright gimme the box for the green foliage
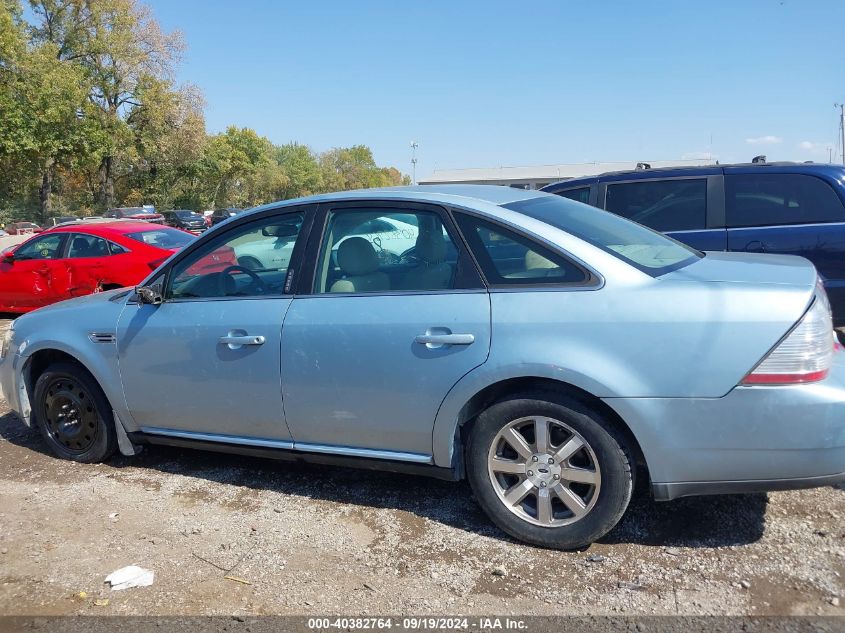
[0,0,411,220]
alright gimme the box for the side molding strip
[138,427,433,464]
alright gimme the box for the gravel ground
[0,317,843,617]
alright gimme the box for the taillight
[742,286,835,385]
[147,257,168,270]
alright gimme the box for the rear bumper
[652,471,845,501]
[605,351,845,499]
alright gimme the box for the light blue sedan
[1,185,843,549]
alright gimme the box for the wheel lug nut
[548,457,554,464]
[532,456,538,462]
[553,474,560,480]
[527,470,534,476]
[540,482,547,488]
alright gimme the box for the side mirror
[2,252,14,263]
[136,281,163,306]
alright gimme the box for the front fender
[15,335,128,427]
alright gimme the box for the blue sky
[146,0,845,179]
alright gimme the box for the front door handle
[415,333,475,347]
[219,334,266,349]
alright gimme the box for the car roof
[44,221,169,236]
[542,162,845,189]
[245,184,547,217]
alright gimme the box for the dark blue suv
[542,162,845,327]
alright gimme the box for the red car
[0,222,235,313]
[6,222,43,235]
[103,207,165,224]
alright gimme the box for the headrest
[337,236,379,275]
[415,233,447,264]
[525,249,557,270]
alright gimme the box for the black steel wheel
[33,362,117,463]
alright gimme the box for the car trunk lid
[662,251,818,288]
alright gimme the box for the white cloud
[745,135,783,145]
[799,140,815,150]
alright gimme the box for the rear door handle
[415,333,475,347]
[219,334,266,349]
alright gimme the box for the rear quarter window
[726,173,845,227]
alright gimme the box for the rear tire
[32,362,117,463]
[466,392,633,549]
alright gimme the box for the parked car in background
[46,216,81,227]
[103,207,164,224]
[6,222,43,235]
[542,161,845,327]
[232,212,419,271]
[209,207,243,226]
[3,186,842,550]
[162,210,207,234]
[0,222,231,313]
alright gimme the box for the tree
[124,77,206,208]
[275,142,322,199]
[0,0,90,220]
[29,0,184,208]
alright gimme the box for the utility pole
[836,104,845,164]
[410,141,418,185]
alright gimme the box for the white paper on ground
[104,565,155,591]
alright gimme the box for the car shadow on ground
[0,412,767,549]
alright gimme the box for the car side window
[108,241,129,255]
[605,178,707,232]
[67,233,109,258]
[315,209,460,294]
[726,174,845,227]
[558,187,591,205]
[167,212,306,300]
[14,234,65,260]
[455,214,588,285]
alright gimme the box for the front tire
[32,362,118,463]
[466,392,633,549]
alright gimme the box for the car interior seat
[400,232,453,290]
[71,237,91,257]
[329,237,390,293]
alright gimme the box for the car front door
[116,206,313,442]
[280,201,491,461]
[0,233,68,310]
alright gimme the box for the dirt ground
[0,401,842,618]
[0,317,843,617]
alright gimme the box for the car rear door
[724,169,845,325]
[116,205,314,441]
[279,200,491,461]
[600,172,727,251]
[63,232,112,296]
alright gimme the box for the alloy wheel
[487,415,601,527]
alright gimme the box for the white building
[419,159,716,190]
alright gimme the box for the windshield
[175,211,202,219]
[125,227,194,249]
[502,195,702,276]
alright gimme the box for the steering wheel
[218,265,268,295]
